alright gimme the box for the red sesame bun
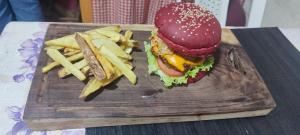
[154,3,221,58]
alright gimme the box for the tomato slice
[157,58,183,77]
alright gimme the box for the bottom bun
[187,71,206,84]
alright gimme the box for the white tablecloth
[0,22,84,135]
[0,22,298,134]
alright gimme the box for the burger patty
[151,36,204,72]
[158,55,194,73]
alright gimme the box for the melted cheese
[151,36,203,72]
[163,54,203,72]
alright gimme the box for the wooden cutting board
[24,23,276,131]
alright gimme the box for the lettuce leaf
[144,41,214,87]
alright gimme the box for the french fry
[44,46,64,50]
[85,31,109,40]
[121,58,131,64]
[120,40,138,54]
[58,59,88,78]
[124,30,133,41]
[75,33,107,80]
[79,69,123,99]
[45,26,122,49]
[100,46,136,84]
[81,66,90,75]
[64,50,81,56]
[64,48,78,53]
[78,33,115,79]
[43,25,138,99]
[92,38,132,60]
[46,49,86,81]
[95,29,123,42]
[127,40,139,47]
[97,56,114,79]
[124,48,133,54]
[125,63,133,70]
[79,63,133,99]
[120,30,139,54]
[79,78,103,99]
[45,35,80,49]
[42,52,84,73]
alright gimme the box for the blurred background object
[0,0,44,33]
[262,0,300,27]
[40,0,80,22]
[75,0,272,27]
[195,0,268,27]
[82,0,176,24]
[195,0,230,26]
[1,0,299,31]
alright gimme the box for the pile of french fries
[42,26,138,99]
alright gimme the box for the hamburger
[144,3,221,87]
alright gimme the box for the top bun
[154,3,221,57]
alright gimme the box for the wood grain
[23,23,276,131]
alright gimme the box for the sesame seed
[170,3,214,29]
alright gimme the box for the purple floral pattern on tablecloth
[5,106,34,135]
[12,31,45,83]
[6,106,84,135]
[2,22,84,134]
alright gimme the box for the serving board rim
[24,23,276,131]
